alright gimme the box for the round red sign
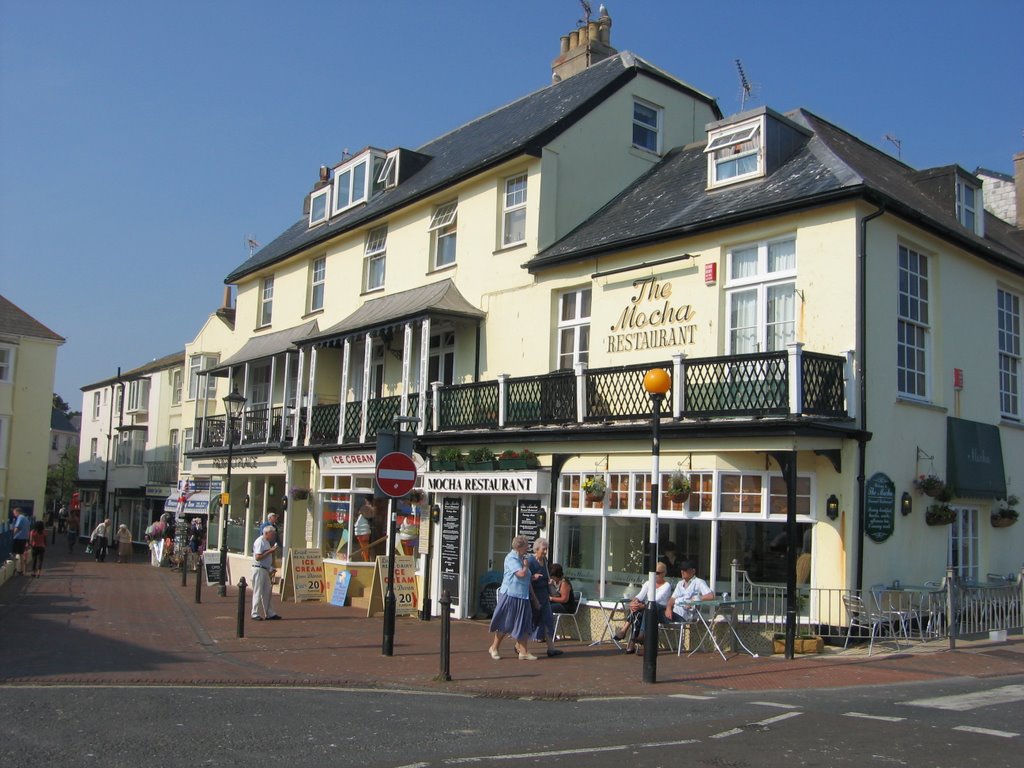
[375,452,418,498]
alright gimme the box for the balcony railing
[146,460,179,484]
[192,346,851,449]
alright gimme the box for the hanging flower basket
[991,514,1017,528]
[290,487,310,500]
[914,474,946,498]
[925,504,956,525]
[582,475,606,503]
[991,495,1018,527]
[665,470,691,504]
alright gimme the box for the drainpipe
[856,204,885,593]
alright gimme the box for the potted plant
[925,503,956,525]
[665,471,691,504]
[991,494,1019,528]
[466,446,496,471]
[582,475,607,502]
[290,486,310,500]
[408,489,425,505]
[914,473,946,498]
[434,447,462,471]
[522,449,541,469]
[498,449,527,470]
[773,632,824,654]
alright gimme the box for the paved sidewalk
[3,542,1023,698]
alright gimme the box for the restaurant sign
[864,472,895,543]
[607,276,698,354]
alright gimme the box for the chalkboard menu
[203,550,225,586]
[865,472,895,543]
[440,498,461,605]
[516,499,544,550]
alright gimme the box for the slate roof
[208,320,318,373]
[528,109,1024,272]
[224,52,720,285]
[81,350,185,391]
[0,294,65,342]
[51,408,78,433]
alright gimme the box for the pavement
[3,540,1024,699]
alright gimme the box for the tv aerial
[735,59,759,111]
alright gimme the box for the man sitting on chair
[666,560,715,623]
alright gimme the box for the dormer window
[377,153,398,189]
[331,150,387,216]
[706,117,764,188]
[309,187,330,226]
[956,177,984,236]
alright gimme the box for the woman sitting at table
[614,563,672,653]
[548,563,576,614]
[665,560,715,623]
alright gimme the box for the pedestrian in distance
[528,537,562,657]
[10,506,31,575]
[28,519,47,577]
[90,518,111,562]
[115,524,133,563]
[251,525,282,621]
[487,534,536,661]
[66,507,80,554]
[57,504,68,533]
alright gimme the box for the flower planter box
[926,509,956,525]
[498,458,528,470]
[773,635,824,654]
[467,461,495,471]
[433,460,459,471]
[991,515,1017,528]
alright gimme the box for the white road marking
[668,693,714,700]
[752,711,802,726]
[953,725,1019,738]
[443,739,698,763]
[900,684,1024,711]
[710,728,744,739]
[844,712,906,722]
[750,701,799,709]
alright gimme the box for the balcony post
[786,342,804,415]
[844,350,857,420]
[304,347,318,447]
[671,353,685,419]
[360,332,372,444]
[418,318,431,435]
[240,363,251,443]
[338,340,351,444]
[497,374,509,428]
[574,361,588,423]
[280,353,292,443]
[431,381,442,431]
[400,322,413,419]
[291,348,305,447]
[267,355,278,444]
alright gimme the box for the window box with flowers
[498,449,527,470]
[290,487,310,501]
[914,474,946,498]
[466,446,496,471]
[434,447,463,471]
[991,495,1019,528]
[582,475,607,503]
[925,504,956,526]
[665,471,691,504]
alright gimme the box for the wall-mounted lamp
[268,483,276,497]
[901,491,913,516]
[244,494,250,509]
[429,504,441,525]
[825,494,840,521]
[537,508,547,530]
[281,495,288,511]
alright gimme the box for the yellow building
[1,295,65,523]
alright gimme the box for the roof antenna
[579,1,592,67]
[246,235,261,257]
[883,134,902,159]
[735,59,755,111]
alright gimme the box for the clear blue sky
[2,0,1022,409]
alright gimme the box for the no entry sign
[375,451,418,498]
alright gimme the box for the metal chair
[552,591,584,641]
[843,593,902,655]
[871,584,914,641]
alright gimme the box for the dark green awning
[946,417,1007,499]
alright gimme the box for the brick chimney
[551,4,615,83]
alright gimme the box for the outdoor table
[678,598,758,660]
[589,599,630,649]
[883,584,945,639]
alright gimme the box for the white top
[670,575,714,619]
[634,579,672,607]
[252,535,275,570]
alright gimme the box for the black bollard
[181,554,188,587]
[195,559,203,604]
[237,577,247,638]
[438,590,452,682]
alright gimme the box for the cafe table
[589,598,631,649]
[880,583,945,640]
[675,598,758,660]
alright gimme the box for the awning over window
[946,417,1007,499]
[165,491,211,515]
[205,320,319,375]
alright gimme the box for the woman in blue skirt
[488,535,536,660]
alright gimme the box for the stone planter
[773,634,824,654]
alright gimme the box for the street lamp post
[218,387,247,597]
[642,367,671,684]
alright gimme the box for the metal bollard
[438,590,452,682]
[181,554,188,587]
[237,577,247,638]
[195,560,203,604]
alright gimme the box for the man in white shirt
[666,560,715,623]
[251,526,281,621]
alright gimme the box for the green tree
[46,444,78,515]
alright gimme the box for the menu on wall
[516,499,544,550]
[440,497,461,605]
[864,472,895,543]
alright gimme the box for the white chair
[552,591,583,641]
[843,593,902,655]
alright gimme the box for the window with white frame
[92,392,101,420]
[115,385,123,415]
[998,288,1021,420]
[726,237,796,354]
[309,256,326,312]
[502,173,527,247]
[309,187,330,226]
[557,287,591,369]
[182,428,193,472]
[363,225,387,291]
[0,344,13,383]
[116,429,146,466]
[89,437,98,462]
[428,331,456,386]
[705,117,763,187]
[632,98,662,153]
[126,379,150,413]
[0,416,8,469]
[171,368,183,406]
[897,244,929,399]
[169,429,179,458]
[376,153,398,189]
[332,151,386,216]
[956,177,983,235]
[259,276,274,327]
[249,364,271,407]
[187,354,219,400]
[429,200,458,269]
[949,507,979,582]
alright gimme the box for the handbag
[85,541,94,554]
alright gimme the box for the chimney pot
[223,286,233,310]
[559,34,570,54]
[568,29,578,49]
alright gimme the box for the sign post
[376,436,419,657]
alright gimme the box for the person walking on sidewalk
[528,537,562,657]
[487,535,536,661]
[115,524,133,563]
[90,518,111,562]
[28,519,47,577]
[11,506,31,575]
[251,525,282,621]
[66,507,80,554]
